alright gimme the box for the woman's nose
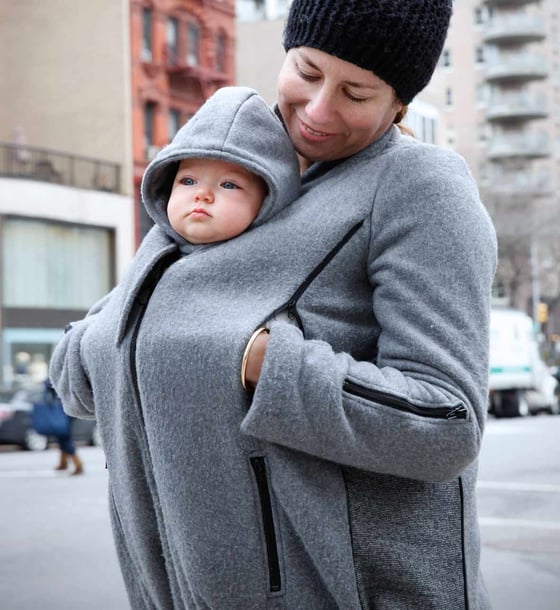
[194,187,214,203]
[306,86,335,125]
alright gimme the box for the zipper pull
[287,300,297,320]
[286,300,304,331]
[446,405,468,420]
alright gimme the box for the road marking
[0,470,58,478]
[478,481,560,493]
[479,517,560,531]
[0,466,106,478]
[484,425,535,435]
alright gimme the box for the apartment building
[441,1,560,325]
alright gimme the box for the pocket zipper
[250,457,282,593]
[343,380,468,420]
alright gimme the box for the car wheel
[548,397,560,416]
[516,393,530,417]
[502,390,529,417]
[90,424,103,447]
[22,429,48,451]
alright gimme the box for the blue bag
[31,391,70,437]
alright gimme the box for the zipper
[459,477,470,610]
[343,380,468,420]
[250,457,282,593]
[266,219,365,331]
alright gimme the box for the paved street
[0,446,128,610]
[0,415,559,609]
[478,414,560,609]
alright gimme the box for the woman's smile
[298,116,334,139]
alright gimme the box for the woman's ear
[394,104,407,124]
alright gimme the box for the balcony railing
[486,93,547,122]
[485,168,552,196]
[0,142,122,193]
[486,131,550,160]
[485,54,547,82]
[484,15,546,44]
[485,0,535,6]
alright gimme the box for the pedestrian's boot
[55,451,68,471]
[70,453,84,476]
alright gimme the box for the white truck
[488,307,559,417]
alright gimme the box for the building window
[169,108,181,141]
[216,31,226,73]
[167,17,179,65]
[144,101,156,154]
[187,23,200,66]
[2,218,113,310]
[476,83,488,105]
[423,117,436,144]
[441,49,451,68]
[142,7,153,61]
[447,130,456,147]
[475,46,485,64]
[446,87,453,107]
[474,6,484,25]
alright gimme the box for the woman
[50,1,497,608]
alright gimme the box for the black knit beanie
[283,0,452,105]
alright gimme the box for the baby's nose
[194,187,214,203]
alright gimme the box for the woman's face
[277,47,403,164]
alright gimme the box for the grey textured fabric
[50,113,496,609]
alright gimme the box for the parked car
[0,387,101,451]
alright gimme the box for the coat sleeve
[241,148,497,482]
[49,289,115,419]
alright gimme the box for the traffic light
[537,302,548,323]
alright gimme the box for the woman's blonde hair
[394,106,414,137]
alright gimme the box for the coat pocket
[250,456,282,594]
[343,467,468,610]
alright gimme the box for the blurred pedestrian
[43,379,83,476]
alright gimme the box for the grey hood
[141,86,300,248]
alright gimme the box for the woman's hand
[241,328,270,390]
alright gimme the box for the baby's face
[167,158,267,244]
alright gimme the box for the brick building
[130,0,236,241]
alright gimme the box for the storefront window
[2,218,112,310]
[3,328,64,389]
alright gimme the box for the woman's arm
[241,148,497,482]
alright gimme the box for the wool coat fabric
[50,86,497,609]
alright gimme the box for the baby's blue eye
[222,181,239,190]
[180,177,196,186]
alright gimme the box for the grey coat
[50,86,497,610]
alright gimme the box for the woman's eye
[221,181,239,190]
[345,90,369,104]
[296,66,319,82]
[180,177,196,186]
